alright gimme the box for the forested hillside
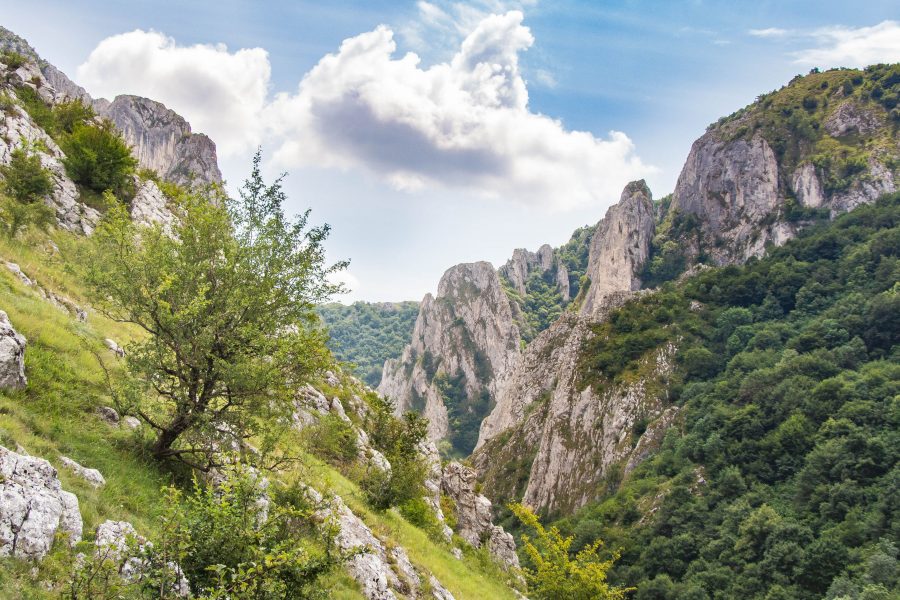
[546,192,900,599]
[318,301,419,387]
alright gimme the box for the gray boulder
[0,310,27,389]
[0,445,83,558]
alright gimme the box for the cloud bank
[76,11,651,210]
[793,20,900,68]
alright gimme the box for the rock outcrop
[129,178,177,229]
[379,262,521,448]
[0,310,27,389]
[0,445,82,559]
[499,244,570,302]
[440,462,519,569]
[59,456,106,488]
[473,309,679,514]
[94,95,222,188]
[579,180,656,317]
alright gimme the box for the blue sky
[3,1,899,301]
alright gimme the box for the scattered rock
[0,310,27,389]
[96,406,120,424]
[104,338,125,357]
[5,262,33,287]
[94,520,190,597]
[122,416,141,430]
[0,445,83,558]
[59,456,105,488]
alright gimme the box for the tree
[84,150,347,467]
[511,503,632,600]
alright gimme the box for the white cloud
[748,27,790,38]
[327,269,362,303]
[75,10,651,211]
[270,11,652,209]
[76,30,271,157]
[533,68,557,87]
[793,20,900,68]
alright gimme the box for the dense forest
[545,192,900,599]
[317,301,419,387]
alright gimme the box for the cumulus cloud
[793,20,900,68]
[76,10,651,210]
[270,11,651,209]
[76,30,271,157]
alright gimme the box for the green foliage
[511,503,632,600]
[317,301,419,387]
[81,150,345,467]
[0,194,54,239]
[61,120,137,199]
[0,50,27,69]
[434,370,491,457]
[360,394,429,510]
[0,146,53,203]
[309,414,359,465]
[557,224,597,298]
[560,192,900,599]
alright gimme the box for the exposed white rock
[130,178,176,229]
[0,445,83,558]
[122,416,141,430]
[825,102,881,137]
[5,262,33,287]
[0,310,27,389]
[791,163,826,209]
[59,456,105,488]
[440,462,519,569]
[104,338,125,357]
[379,262,521,444]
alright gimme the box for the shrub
[61,120,137,198]
[0,147,52,203]
[0,51,27,70]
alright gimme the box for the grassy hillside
[317,301,419,387]
[0,229,515,599]
[552,192,900,599]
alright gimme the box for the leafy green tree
[511,503,632,600]
[83,150,346,467]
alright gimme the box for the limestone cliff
[578,180,656,317]
[378,262,521,453]
[94,95,222,187]
[472,311,679,515]
[670,69,898,265]
[499,244,570,302]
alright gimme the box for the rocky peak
[578,179,655,317]
[0,26,91,104]
[499,243,570,302]
[378,262,521,451]
[95,95,223,188]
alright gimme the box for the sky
[2,1,900,302]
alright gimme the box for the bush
[61,120,137,198]
[309,414,359,465]
[0,147,53,203]
[0,51,27,70]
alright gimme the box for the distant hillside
[318,301,419,387]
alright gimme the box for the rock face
[95,95,223,188]
[0,311,27,389]
[378,262,521,448]
[440,462,519,569]
[59,456,106,488]
[671,91,897,265]
[473,310,679,515]
[499,244,570,302]
[579,180,656,317]
[0,445,83,559]
[129,178,177,229]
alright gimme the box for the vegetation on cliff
[556,192,899,599]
